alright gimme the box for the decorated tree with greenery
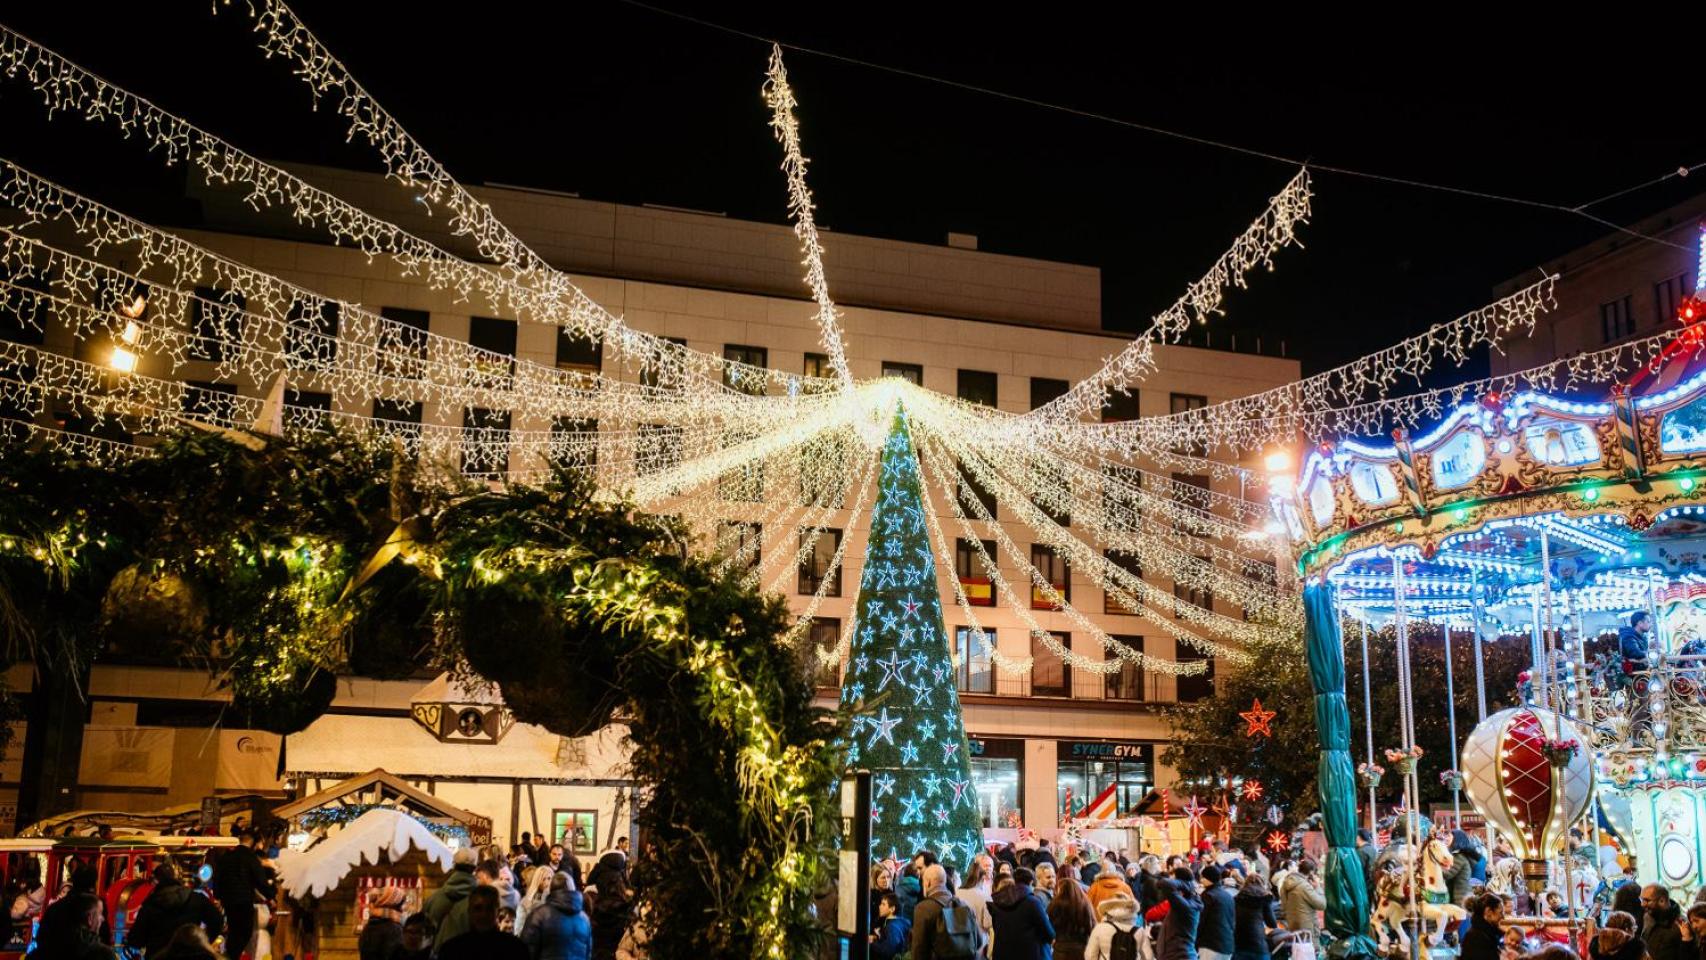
[1164,618,1532,816]
[837,408,983,867]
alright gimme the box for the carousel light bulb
[1682,477,1697,492]
[1583,487,1600,502]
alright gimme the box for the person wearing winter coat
[1158,869,1204,960]
[870,891,911,960]
[1197,865,1236,960]
[30,893,115,960]
[355,885,407,960]
[1460,894,1507,960]
[1642,886,1687,960]
[1590,910,1648,960]
[427,848,482,950]
[586,853,633,960]
[1232,875,1277,960]
[1279,860,1325,936]
[957,860,996,945]
[1048,877,1097,960]
[520,872,592,960]
[1086,891,1142,960]
[1446,831,1482,906]
[126,863,227,958]
[989,867,1055,960]
[912,864,987,960]
[1088,873,1137,917]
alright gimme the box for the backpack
[1106,921,1139,960]
[933,896,982,960]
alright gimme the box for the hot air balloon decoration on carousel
[1460,706,1595,893]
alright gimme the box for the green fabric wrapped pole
[1304,583,1376,958]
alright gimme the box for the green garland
[0,427,843,960]
[297,804,471,844]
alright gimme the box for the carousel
[1274,277,1706,955]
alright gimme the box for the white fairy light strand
[763,44,854,390]
[1031,168,1313,422]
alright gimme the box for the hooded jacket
[126,881,226,957]
[1280,873,1324,935]
[1159,877,1203,960]
[1086,893,1140,960]
[1198,880,1236,955]
[521,887,592,960]
[989,882,1055,960]
[425,866,478,949]
[1643,901,1687,960]
[1232,886,1277,960]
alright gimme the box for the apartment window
[800,433,850,507]
[1031,544,1069,609]
[1102,464,1142,531]
[377,307,430,379]
[1657,274,1692,326]
[285,300,340,370]
[641,336,688,389]
[809,618,841,688]
[556,329,602,371]
[549,417,597,473]
[798,527,843,596]
[1600,296,1635,343]
[720,430,765,502]
[188,287,246,362]
[636,423,682,476]
[1177,651,1215,702]
[373,398,423,444]
[955,627,995,694]
[1102,390,1140,422]
[955,463,998,521]
[288,390,332,432]
[958,369,998,407]
[1030,377,1069,410]
[1103,550,1143,615]
[724,344,768,395]
[882,361,922,385]
[462,407,511,476]
[1031,632,1071,697]
[803,351,831,379]
[182,380,238,424]
[717,520,761,572]
[469,316,518,384]
[1170,393,1207,415]
[1174,560,1214,618]
[955,538,997,607]
[1105,636,1145,701]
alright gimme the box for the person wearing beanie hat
[358,886,409,960]
[427,846,481,950]
[1086,891,1141,960]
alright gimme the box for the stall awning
[284,715,631,783]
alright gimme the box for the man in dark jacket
[126,863,226,957]
[1460,894,1506,960]
[989,866,1054,960]
[520,871,591,960]
[210,828,273,960]
[31,892,115,960]
[1643,885,1688,960]
[1197,865,1236,960]
[586,853,632,960]
[1355,830,1379,899]
[426,847,481,951]
[1161,867,1204,960]
[36,865,102,946]
[439,886,528,960]
[1622,612,1654,674]
[911,864,986,960]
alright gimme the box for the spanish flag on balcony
[962,577,994,606]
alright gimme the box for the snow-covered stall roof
[276,807,452,898]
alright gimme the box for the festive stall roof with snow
[276,807,453,899]
[272,769,493,845]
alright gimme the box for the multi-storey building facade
[1,165,1299,845]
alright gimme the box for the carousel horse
[1371,838,1469,953]
[1417,834,1469,937]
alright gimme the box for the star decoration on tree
[874,772,896,798]
[900,792,925,824]
[1183,795,1207,831]
[865,707,902,747]
[1240,779,1264,802]
[1265,830,1291,853]
[874,652,906,692]
[1240,698,1277,738]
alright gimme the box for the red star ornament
[1240,698,1277,738]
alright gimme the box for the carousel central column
[1303,581,1377,958]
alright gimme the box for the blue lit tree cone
[840,406,983,868]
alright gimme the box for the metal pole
[1444,623,1462,826]
[1471,582,1494,852]
[1394,559,1419,952]
[1540,528,1558,715]
[1361,618,1377,834]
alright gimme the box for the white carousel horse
[1370,838,1469,953]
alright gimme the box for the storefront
[1055,740,1156,821]
[966,737,1025,829]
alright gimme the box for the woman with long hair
[1233,873,1279,960]
[1049,876,1097,960]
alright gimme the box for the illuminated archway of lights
[0,1,1620,676]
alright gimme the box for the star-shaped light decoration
[899,740,920,764]
[866,707,902,748]
[899,792,925,824]
[933,806,950,825]
[1240,779,1264,802]
[921,774,942,797]
[874,652,906,692]
[1240,698,1277,738]
[874,773,897,798]
[1183,795,1207,831]
[1265,830,1291,853]
[947,778,972,808]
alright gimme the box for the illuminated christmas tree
[841,406,983,868]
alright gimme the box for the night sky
[4,4,1704,377]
